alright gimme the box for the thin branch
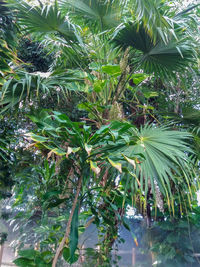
[84,217,95,228]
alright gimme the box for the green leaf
[69,204,79,263]
[131,73,149,85]
[14,258,35,267]
[63,247,70,262]
[63,248,79,264]
[45,197,68,209]
[25,133,48,143]
[43,190,61,201]
[102,65,121,77]
[93,80,106,93]
[41,251,53,263]
[142,91,158,98]
[18,249,38,260]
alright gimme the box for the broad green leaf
[35,255,51,267]
[63,247,70,262]
[18,249,38,260]
[69,204,79,263]
[102,65,121,77]
[25,133,48,143]
[93,80,106,93]
[13,258,35,267]
[63,248,79,264]
[131,73,149,85]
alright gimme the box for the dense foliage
[0,0,199,266]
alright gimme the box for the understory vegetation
[0,0,200,266]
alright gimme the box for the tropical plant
[0,1,199,266]
[10,109,195,266]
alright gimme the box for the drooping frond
[0,70,85,113]
[132,0,171,43]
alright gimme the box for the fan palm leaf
[123,124,195,211]
[113,22,196,78]
[60,0,122,32]
[7,0,81,43]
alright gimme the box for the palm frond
[60,0,121,32]
[123,124,195,210]
[8,0,81,43]
[0,70,85,113]
[113,22,196,78]
[175,4,200,18]
[41,36,88,69]
[132,0,171,43]
[0,137,10,162]
[0,1,10,16]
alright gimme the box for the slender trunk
[52,176,83,267]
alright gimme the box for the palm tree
[1,0,199,265]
